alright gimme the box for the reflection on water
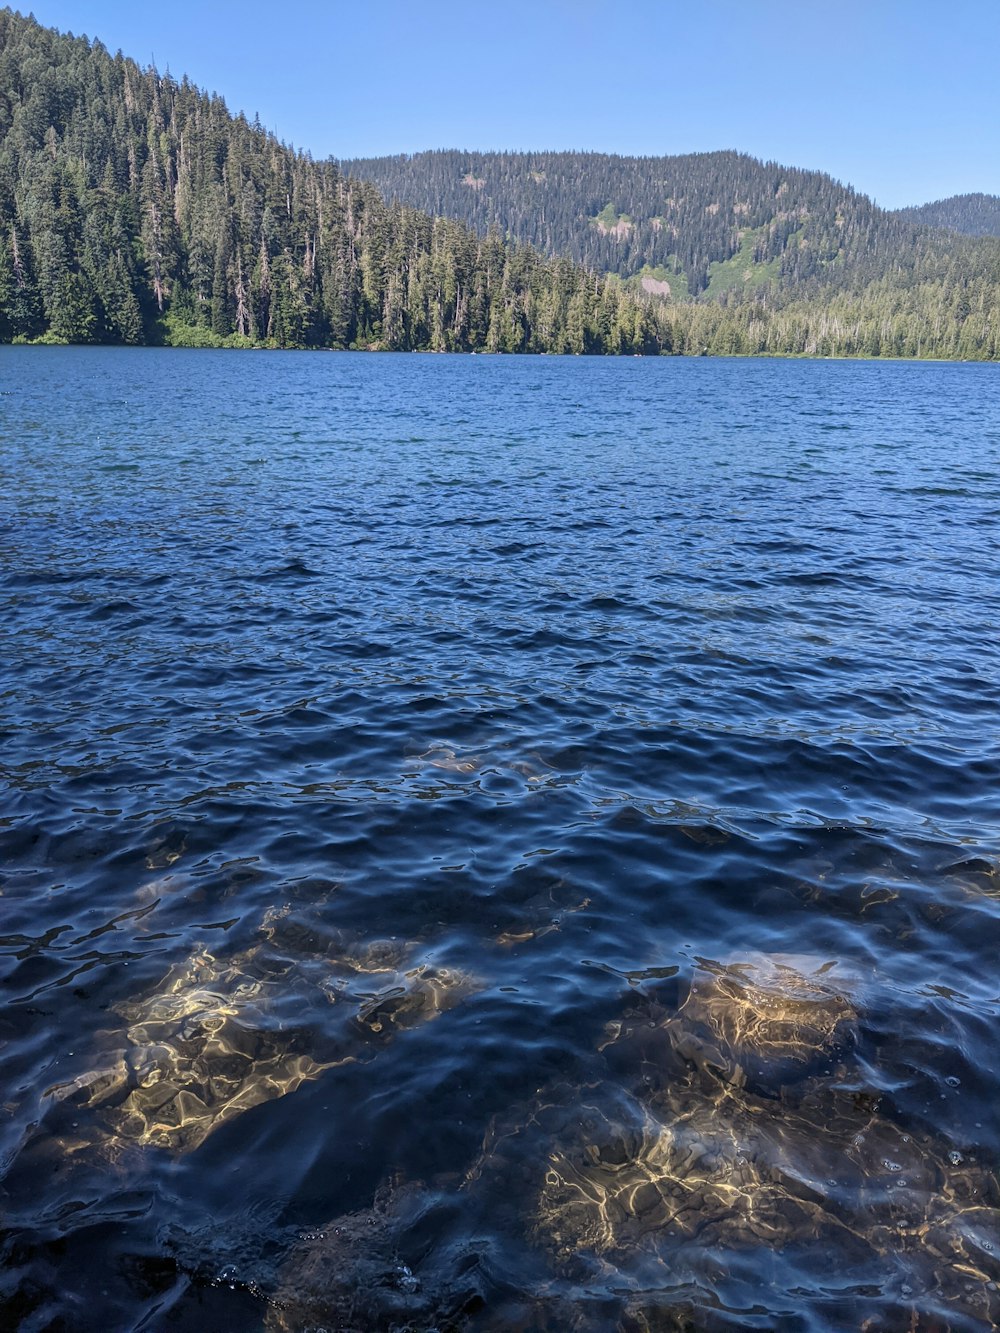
[3,348,1000,1330]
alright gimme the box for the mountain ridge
[894,193,1000,237]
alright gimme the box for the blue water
[3,347,1000,1331]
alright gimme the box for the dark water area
[2,347,1000,1332]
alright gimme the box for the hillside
[1,10,997,360]
[341,149,892,296]
[895,193,1000,237]
[0,10,665,353]
[341,150,1000,301]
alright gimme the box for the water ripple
[2,349,1000,1329]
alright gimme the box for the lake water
[3,347,1000,1331]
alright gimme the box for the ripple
[3,349,1000,1329]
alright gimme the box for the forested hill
[0,10,667,353]
[2,10,998,360]
[342,149,1000,305]
[895,194,1000,237]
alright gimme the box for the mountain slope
[0,10,665,353]
[1,10,997,360]
[341,149,1000,310]
[895,193,1000,237]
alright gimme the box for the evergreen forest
[0,10,667,354]
[895,193,1000,238]
[1,9,999,360]
[345,151,1000,359]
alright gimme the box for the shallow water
[2,347,1000,1331]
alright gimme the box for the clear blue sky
[21,0,1000,208]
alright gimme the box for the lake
[3,347,1000,1331]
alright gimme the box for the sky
[20,0,1000,209]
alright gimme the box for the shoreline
[1,341,995,366]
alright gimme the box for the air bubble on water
[901,1284,912,1297]
[883,1159,902,1172]
[946,1075,961,1087]
[949,1150,964,1165]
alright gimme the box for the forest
[344,150,1000,359]
[1,9,998,360]
[0,11,668,354]
[896,193,1000,238]
[343,150,1000,294]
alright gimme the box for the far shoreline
[1,342,994,367]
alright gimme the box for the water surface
[2,348,1000,1330]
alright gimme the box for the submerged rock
[530,1083,841,1263]
[461,953,1000,1330]
[350,962,477,1039]
[510,1076,1000,1326]
[49,921,478,1156]
[415,746,481,774]
[111,948,339,1153]
[662,952,858,1091]
[410,745,554,784]
[265,1181,488,1332]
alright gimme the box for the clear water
[3,347,1000,1331]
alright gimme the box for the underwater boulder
[663,953,858,1092]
